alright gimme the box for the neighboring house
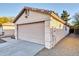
[2,22,15,37]
[13,7,69,49]
[2,22,15,30]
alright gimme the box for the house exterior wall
[45,20,53,49]
[15,10,50,24]
[49,17,69,47]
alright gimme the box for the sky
[0,3,79,24]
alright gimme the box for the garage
[14,7,69,49]
[17,21,45,45]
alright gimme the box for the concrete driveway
[0,40,44,56]
[36,34,79,56]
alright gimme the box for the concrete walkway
[36,34,79,56]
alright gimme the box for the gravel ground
[36,34,79,56]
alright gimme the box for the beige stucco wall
[15,11,50,24]
[45,20,53,49]
[49,17,69,47]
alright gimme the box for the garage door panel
[18,22,45,44]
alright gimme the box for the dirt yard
[36,34,79,56]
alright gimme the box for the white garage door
[18,22,45,45]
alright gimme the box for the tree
[53,11,59,16]
[0,17,9,24]
[0,17,14,24]
[61,10,70,24]
[71,13,79,34]
[72,13,79,28]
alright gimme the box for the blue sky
[0,3,79,17]
[0,3,79,24]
